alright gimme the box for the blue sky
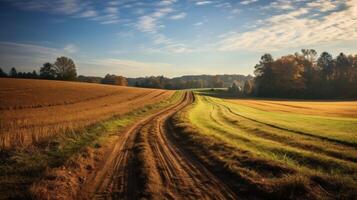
[0,0,356,77]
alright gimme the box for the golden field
[0,78,174,149]
[227,99,357,118]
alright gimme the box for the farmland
[0,78,174,149]
[0,78,177,199]
[1,79,357,199]
[172,89,357,199]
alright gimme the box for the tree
[9,67,17,77]
[253,54,274,96]
[211,75,224,88]
[32,70,38,78]
[0,68,7,77]
[243,80,253,96]
[335,53,353,96]
[317,52,334,81]
[116,76,128,86]
[40,62,56,79]
[101,74,128,86]
[54,56,77,80]
[228,82,242,96]
[301,49,317,63]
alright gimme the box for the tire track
[81,91,237,200]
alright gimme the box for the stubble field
[0,78,174,149]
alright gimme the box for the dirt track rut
[81,92,237,200]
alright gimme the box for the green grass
[174,90,357,199]
[0,91,183,200]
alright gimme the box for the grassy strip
[171,92,357,200]
[0,91,182,200]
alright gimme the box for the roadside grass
[172,90,357,199]
[0,91,182,200]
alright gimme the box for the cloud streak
[219,0,357,51]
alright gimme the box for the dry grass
[0,78,174,149]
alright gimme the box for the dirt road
[81,92,237,200]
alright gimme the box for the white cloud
[7,0,122,25]
[215,2,232,8]
[77,9,97,18]
[262,0,294,10]
[196,1,213,6]
[136,7,174,32]
[106,6,119,14]
[151,33,192,53]
[9,0,85,15]
[158,0,177,6]
[307,0,341,12]
[219,0,357,51]
[240,0,258,5]
[170,12,187,20]
[231,8,240,14]
[194,22,203,26]
[63,44,79,54]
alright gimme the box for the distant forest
[0,56,252,90]
[247,49,357,98]
[78,74,252,89]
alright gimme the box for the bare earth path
[81,92,237,200]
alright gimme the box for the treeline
[244,49,357,98]
[0,56,77,80]
[0,56,128,86]
[79,74,251,90]
[127,74,251,90]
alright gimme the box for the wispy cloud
[219,0,357,51]
[0,41,64,71]
[77,9,97,18]
[7,0,86,15]
[136,7,173,32]
[157,0,177,6]
[170,12,187,20]
[196,1,213,6]
[63,44,79,54]
[240,0,258,5]
[5,0,122,24]
[194,22,203,26]
[261,0,294,10]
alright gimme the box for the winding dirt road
[81,92,237,200]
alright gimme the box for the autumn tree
[101,74,128,86]
[252,51,357,98]
[116,76,128,86]
[54,56,77,80]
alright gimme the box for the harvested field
[227,99,357,118]
[0,78,174,149]
[172,90,357,199]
